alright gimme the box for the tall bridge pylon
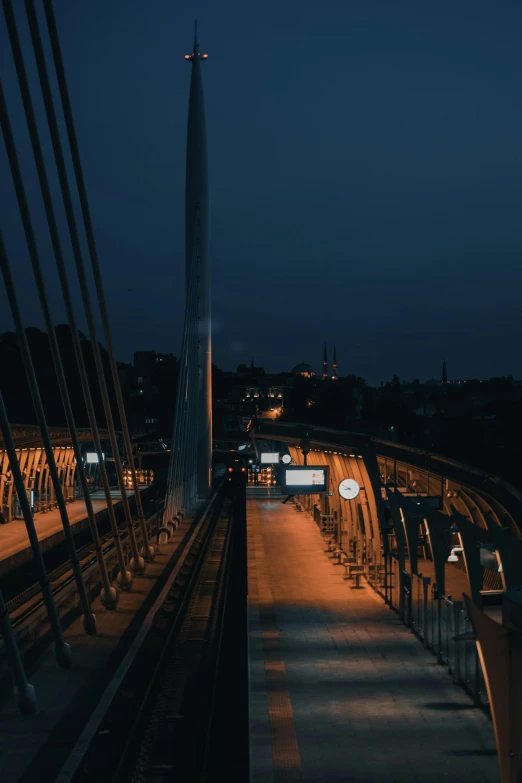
[163,23,212,525]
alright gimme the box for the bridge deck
[247,499,498,783]
[0,489,140,573]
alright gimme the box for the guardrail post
[437,595,443,664]
[398,570,405,622]
[453,600,463,685]
[473,646,481,706]
[384,554,390,605]
[423,577,430,647]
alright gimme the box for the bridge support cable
[0,387,72,669]
[21,0,145,579]
[1,2,116,611]
[36,0,153,562]
[164,279,197,524]
[1,1,130,596]
[164,253,197,524]
[0,585,37,715]
[184,205,202,512]
[163,217,200,527]
[0,212,96,640]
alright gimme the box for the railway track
[59,479,248,783]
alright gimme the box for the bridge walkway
[247,499,498,783]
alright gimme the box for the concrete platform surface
[247,500,498,783]
[0,489,137,564]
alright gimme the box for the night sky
[1,0,521,385]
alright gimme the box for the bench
[344,563,365,587]
[333,548,348,565]
[342,557,357,576]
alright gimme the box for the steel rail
[113,487,231,782]
[54,485,223,783]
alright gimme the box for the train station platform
[247,500,498,783]
[0,489,144,576]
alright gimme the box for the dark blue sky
[1,0,521,384]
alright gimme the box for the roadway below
[247,498,498,782]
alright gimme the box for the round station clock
[338,478,360,500]
[281,454,292,464]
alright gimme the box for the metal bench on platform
[344,563,365,587]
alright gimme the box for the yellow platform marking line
[249,508,302,782]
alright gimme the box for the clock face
[338,478,360,500]
[281,454,292,464]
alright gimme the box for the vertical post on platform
[437,595,443,664]
[453,600,462,685]
[423,576,430,647]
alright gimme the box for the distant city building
[130,350,178,436]
[292,362,315,378]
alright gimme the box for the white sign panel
[86,452,105,464]
[285,469,326,487]
[260,452,280,464]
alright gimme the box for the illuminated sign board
[86,452,105,464]
[260,452,280,464]
[282,466,329,494]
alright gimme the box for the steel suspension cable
[163,233,199,523]
[22,0,144,578]
[0,243,72,669]
[164,276,195,521]
[0,105,96,636]
[165,234,198,521]
[0,584,37,714]
[1,0,116,610]
[187,214,202,507]
[1,8,130,594]
[35,0,152,560]
[175,244,199,513]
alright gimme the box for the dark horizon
[3,322,522,389]
[1,0,521,386]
